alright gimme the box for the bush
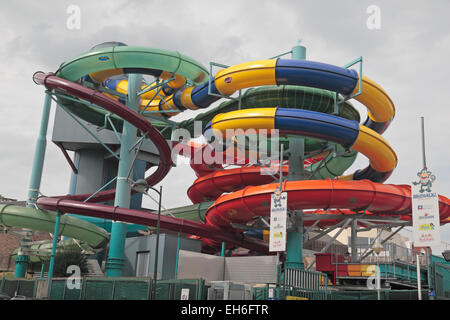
[45,250,89,277]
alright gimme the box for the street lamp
[132,179,162,300]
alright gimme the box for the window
[136,251,150,277]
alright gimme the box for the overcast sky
[0,0,448,253]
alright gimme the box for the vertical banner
[269,189,287,252]
[411,168,441,247]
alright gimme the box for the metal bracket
[208,62,242,105]
[333,56,363,115]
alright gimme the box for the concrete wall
[123,233,202,279]
[176,251,278,284]
[224,255,278,284]
[176,250,224,282]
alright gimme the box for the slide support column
[48,210,62,279]
[106,73,142,277]
[285,41,307,270]
[15,91,52,278]
[350,219,358,261]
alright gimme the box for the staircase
[84,259,104,277]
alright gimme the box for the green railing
[283,267,328,291]
[252,284,329,300]
[329,289,428,300]
[430,262,450,300]
[0,278,37,298]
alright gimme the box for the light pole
[372,232,383,300]
[132,179,162,300]
[416,252,422,300]
[416,248,426,300]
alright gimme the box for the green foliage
[45,250,89,277]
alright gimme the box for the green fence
[378,262,427,284]
[47,277,207,300]
[253,284,329,300]
[430,262,450,300]
[1,271,447,300]
[329,289,428,300]
[252,284,431,301]
[0,278,36,298]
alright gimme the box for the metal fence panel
[432,263,450,300]
[18,280,35,297]
[329,290,428,300]
[34,280,49,299]
[113,279,151,300]
[284,268,327,291]
[154,279,205,300]
[0,279,36,298]
[49,279,66,300]
[83,279,115,300]
[64,282,82,300]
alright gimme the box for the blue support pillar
[130,159,146,210]
[106,74,142,277]
[221,242,226,257]
[48,210,62,279]
[285,41,307,270]
[15,91,52,278]
[285,211,304,269]
[174,232,181,280]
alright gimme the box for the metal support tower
[284,41,307,270]
[106,73,142,276]
[14,92,52,277]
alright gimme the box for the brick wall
[0,229,52,271]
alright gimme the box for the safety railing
[283,267,328,291]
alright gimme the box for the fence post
[46,279,52,299]
[62,280,67,300]
[80,278,86,300]
[32,279,37,298]
[197,278,205,300]
[146,278,152,300]
[111,280,116,300]
[16,280,20,296]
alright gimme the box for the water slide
[0,204,109,251]
[6,44,449,258]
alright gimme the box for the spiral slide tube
[107,57,395,182]
[177,58,448,242]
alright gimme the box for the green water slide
[10,239,96,263]
[0,205,109,256]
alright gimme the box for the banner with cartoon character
[269,189,287,252]
[411,168,441,247]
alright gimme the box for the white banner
[269,190,287,252]
[411,168,441,247]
